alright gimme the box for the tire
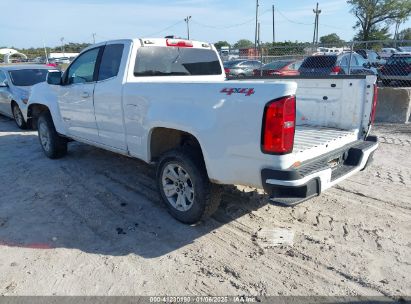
[12,103,27,129]
[156,148,222,224]
[37,111,68,159]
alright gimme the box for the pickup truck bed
[293,125,357,154]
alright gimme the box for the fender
[27,82,68,134]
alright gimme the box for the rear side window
[301,56,337,68]
[98,44,124,81]
[134,47,222,76]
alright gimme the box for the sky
[1,0,410,48]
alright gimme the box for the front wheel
[12,103,27,129]
[37,112,68,159]
[156,148,222,224]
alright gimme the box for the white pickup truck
[27,38,378,224]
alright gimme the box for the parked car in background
[355,49,386,67]
[253,60,302,76]
[0,65,57,129]
[398,46,411,53]
[299,53,377,76]
[379,53,411,86]
[224,60,262,78]
[379,48,399,59]
[54,57,71,64]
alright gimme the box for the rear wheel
[156,148,222,224]
[37,112,67,159]
[12,103,27,129]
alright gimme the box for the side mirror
[47,71,63,85]
[0,80,8,87]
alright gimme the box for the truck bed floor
[293,125,358,154]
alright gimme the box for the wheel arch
[27,103,51,129]
[148,127,209,176]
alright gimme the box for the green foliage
[398,27,411,40]
[214,41,231,50]
[233,39,254,49]
[320,33,344,44]
[348,0,411,40]
[354,25,392,41]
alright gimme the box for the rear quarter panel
[122,81,297,188]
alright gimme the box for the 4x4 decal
[220,88,255,96]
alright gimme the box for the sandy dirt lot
[0,116,410,297]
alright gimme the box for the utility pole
[184,16,192,39]
[255,0,259,51]
[272,4,275,43]
[312,3,321,45]
[92,33,96,44]
[43,41,48,64]
[60,37,65,56]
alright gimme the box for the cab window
[66,48,100,84]
[98,44,124,81]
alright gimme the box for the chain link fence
[222,40,411,87]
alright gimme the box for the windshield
[8,69,50,86]
[263,61,292,70]
[134,47,222,76]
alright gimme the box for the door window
[98,44,124,81]
[66,48,100,84]
[0,71,6,83]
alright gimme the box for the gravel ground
[0,116,410,297]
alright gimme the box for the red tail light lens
[370,84,378,124]
[224,68,230,74]
[331,66,342,74]
[166,39,193,47]
[262,96,296,154]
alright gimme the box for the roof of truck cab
[82,38,213,51]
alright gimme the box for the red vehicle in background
[253,60,302,76]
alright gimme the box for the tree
[348,0,411,40]
[214,41,230,50]
[398,27,411,40]
[320,33,344,44]
[354,25,392,40]
[233,39,254,49]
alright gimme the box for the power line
[276,9,314,26]
[191,9,271,29]
[145,20,185,37]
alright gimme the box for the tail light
[262,96,296,154]
[166,39,193,47]
[331,66,342,75]
[224,68,230,74]
[370,84,378,124]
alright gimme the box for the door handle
[81,92,90,98]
